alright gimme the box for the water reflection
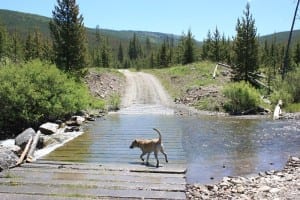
[44,113,300,184]
[181,116,300,183]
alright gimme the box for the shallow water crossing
[43,71,300,184]
[44,112,300,184]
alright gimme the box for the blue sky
[0,0,298,40]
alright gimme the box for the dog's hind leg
[154,151,159,168]
[146,153,150,165]
[160,147,168,163]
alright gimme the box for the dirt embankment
[85,70,125,103]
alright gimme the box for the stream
[43,70,300,184]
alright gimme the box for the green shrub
[270,69,300,109]
[0,60,104,135]
[107,93,121,111]
[223,81,261,114]
[270,90,293,107]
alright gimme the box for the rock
[186,156,300,200]
[39,122,59,135]
[64,126,80,132]
[66,116,85,126]
[15,128,36,150]
[0,147,19,171]
[270,188,280,193]
[291,157,299,162]
[259,185,271,192]
[237,186,245,193]
[86,116,96,121]
[40,135,57,147]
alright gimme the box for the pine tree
[0,22,9,61]
[149,52,155,68]
[159,40,168,67]
[211,27,221,61]
[49,0,88,75]
[117,42,124,64]
[128,33,141,60]
[25,31,34,61]
[182,29,195,65]
[294,42,300,66]
[233,3,259,82]
[220,35,232,64]
[10,29,23,63]
[41,38,54,62]
[93,25,102,67]
[145,37,152,55]
[101,37,111,68]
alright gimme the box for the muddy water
[44,110,300,184]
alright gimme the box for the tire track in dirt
[118,70,174,114]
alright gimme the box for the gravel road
[119,70,174,108]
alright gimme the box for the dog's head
[129,139,138,149]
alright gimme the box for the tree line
[0,1,299,84]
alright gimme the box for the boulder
[39,122,59,135]
[66,116,85,126]
[73,116,85,125]
[15,128,36,150]
[0,147,19,171]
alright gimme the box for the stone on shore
[0,147,19,171]
[39,122,59,135]
[15,128,36,150]
[186,156,300,200]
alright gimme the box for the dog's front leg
[140,152,146,162]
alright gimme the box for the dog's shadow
[129,161,161,168]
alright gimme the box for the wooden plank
[0,178,186,192]
[0,184,186,199]
[0,161,187,199]
[0,193,84,200]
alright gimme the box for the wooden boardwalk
[0,160,187,199]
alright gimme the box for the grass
[145,61,231,111]
[107,92,121,111]
[284,103,300,113]
[149,61,229,96]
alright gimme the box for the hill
[2,9,299,47]
[0,9,180,47]
[259,30,300,44]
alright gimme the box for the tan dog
[129,128,168,167]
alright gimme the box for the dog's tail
[153,128,162,143]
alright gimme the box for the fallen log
[212,64,218,79]
[16,136,33,166]
[26,131,41,162]
[212,63,233,79]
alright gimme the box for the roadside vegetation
[0,0,300,138]
[0,60,104,137]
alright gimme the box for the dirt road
[119,70,174,109]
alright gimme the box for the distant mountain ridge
[259,30,300,44]
[0,9,299,46]
[0,9,180,46]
